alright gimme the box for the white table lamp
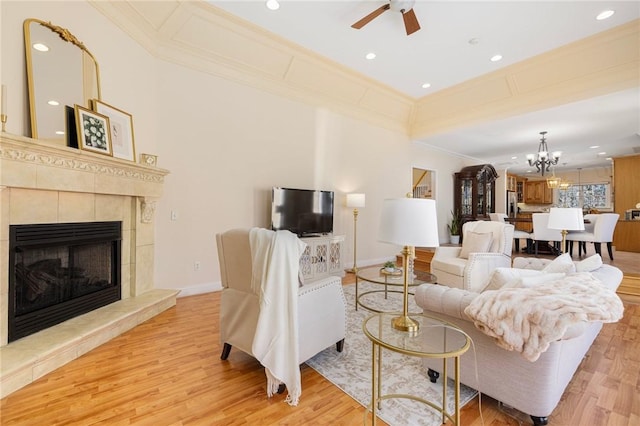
[378,197,439,333]
[346,193,365,273]
[548,207,585,254]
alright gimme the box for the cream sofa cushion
[542,253,576,274]
[575,254,603,272]
[484,268,565,291]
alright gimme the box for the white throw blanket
[249,228,307,406]
[464,272,624,362]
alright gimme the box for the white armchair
[430,221,514,292]
[216,228,346,364]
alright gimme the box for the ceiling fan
[351,0,421,36]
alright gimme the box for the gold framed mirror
[24,18,101,142]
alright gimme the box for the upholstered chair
[565,213,620,260]
[216,229,346,364]
[430,220,514,292]
[489,213,532,253]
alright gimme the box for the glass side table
[362,312,470,426]
[355,266,436,312]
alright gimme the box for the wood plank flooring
[2,278,639,425]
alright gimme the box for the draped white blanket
[464,272,624,362]
[250,228,307,406]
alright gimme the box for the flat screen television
[271,187,334,237]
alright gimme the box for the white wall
[1,1,466,295]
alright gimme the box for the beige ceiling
[92,1,640,174]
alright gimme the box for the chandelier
[527,131,561,176]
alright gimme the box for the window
[558,183,610,209]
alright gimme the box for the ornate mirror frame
[24,18,101,142]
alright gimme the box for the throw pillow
[483,267,547,291]
[459,231,493,260]
[516,272,567,288]
[575,254,603,272]
[542,253,576,274]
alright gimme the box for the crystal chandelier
[527,131,561,176]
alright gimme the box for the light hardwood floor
[1,274,639,425]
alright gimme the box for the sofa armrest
[462,253,512,292]
[414,284,478,320]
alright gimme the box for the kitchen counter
[614,220,640,253]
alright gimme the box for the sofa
[415,255,624,425]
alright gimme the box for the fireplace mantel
[0,133,168,198]
[0,132,177,398]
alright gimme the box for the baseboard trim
[176,282,222,298]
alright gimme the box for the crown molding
[411,19,640,139]
[89,2,638,142]
[89,0,414,135]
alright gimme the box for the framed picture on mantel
[91,99,136,161]
[74,105,112,156]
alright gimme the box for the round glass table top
[363,313,470,358]
[356,266,436,287]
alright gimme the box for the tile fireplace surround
[0,133,178,398]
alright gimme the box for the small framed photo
[74,105,113,156]
[91,99,136,161]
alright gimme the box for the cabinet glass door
[461,179,472,216]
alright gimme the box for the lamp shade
[378,198,439,247]
[346,193,366,208]
[547,207,585,231]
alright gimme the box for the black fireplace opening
[9,221,122,342]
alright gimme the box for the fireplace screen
[9,222,121,342]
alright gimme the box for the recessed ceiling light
[596,10,615,20]
[511,156,518,160]
[598,151,607,155]
[421,82,431,89]
[490,54,503,62]
[265,0,280,11]
[365,52,376,60]
[47,100,59,106]
[55,130,65,135]
[589,145,600,149]
[33,43,49,52]
[606,157,613,161]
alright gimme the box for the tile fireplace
[0,133,176,397]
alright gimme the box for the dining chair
[490,213,532,253]
[566,213,620,260]
[531,213,563,255]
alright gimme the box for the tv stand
[299,235,345,280]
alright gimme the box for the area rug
[305,282,478,426]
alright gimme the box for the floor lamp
[378,198,439,333]
[345,193,365,274]
[548,207,585,254]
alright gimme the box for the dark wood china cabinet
[454,164,498,226]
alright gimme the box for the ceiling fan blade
[351,4,390,29]
[402,8,420,35]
